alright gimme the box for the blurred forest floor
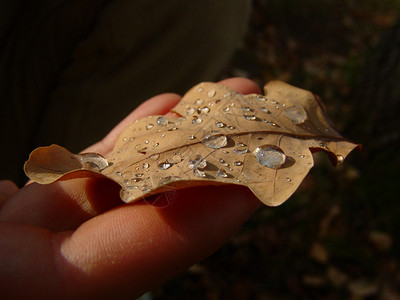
[153,1,400,299]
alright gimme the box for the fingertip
[218,77,262,95]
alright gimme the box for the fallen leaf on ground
[25,81,359,206]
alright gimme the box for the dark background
[153,1,400,299]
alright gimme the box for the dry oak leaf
[24,81,359,206]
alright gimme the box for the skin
[0,78,261,299]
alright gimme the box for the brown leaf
[24,81,359,206]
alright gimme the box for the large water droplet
[201,132,228,149]
[142,162,150,169]
[146,124,154,130]
[223,107,230,112]
[284,105,308,124]
[253,145,286,169]
[78,153,109,171]
[156,116,169,126]
[158,161,173,170]
[233,161,243,166]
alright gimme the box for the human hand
[0,78,261,299]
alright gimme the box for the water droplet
[188,135,196,140]
[198,106,210,114]
[270,100,278,104]
[215,121,226,128]
[193,169,206,178]
[195,99,204,106]
[244,115,257,121]
[122,137,128,142]
[150,154,160,160]
[336,155,344,164]
[197,87,203,92]
[153,143,159,148]
[253,145,286,169]
[284,105,308,124]
[207,89,216,98]
[144,140,149,144]
[146,124,154,130]
[188,155,207,171]
[116,171,122,176]
[129,137,135,142]
[237,142,247,147]
[189,157,207,171]
[201,132,228,149]
[217,169,228,178]
[233,148,249,155]
[175,117,186,125]
[167,124,178,131]
[187,107,196,115]
[242,105,253,112]
[158,161,172,170]
[257,95,266,101]
[233,161,243,166]
[286,178,292,182]
[259,107,270,113]
[142,162,150,169]
[160,133,166,138]
[227,125,235,130]
[156,116,169,126]
[159,176,181,185]
[170,154,183,164]
[140,184,151,192]
[78,153,109,171]
[223,107,230,112]
[299,154,305,158]
[192,117,203,125]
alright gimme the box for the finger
[53,185,260,298]
[84,93,182,155]
[0,178,123,231]
[218,77,261,94]
[0,180,19,208]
